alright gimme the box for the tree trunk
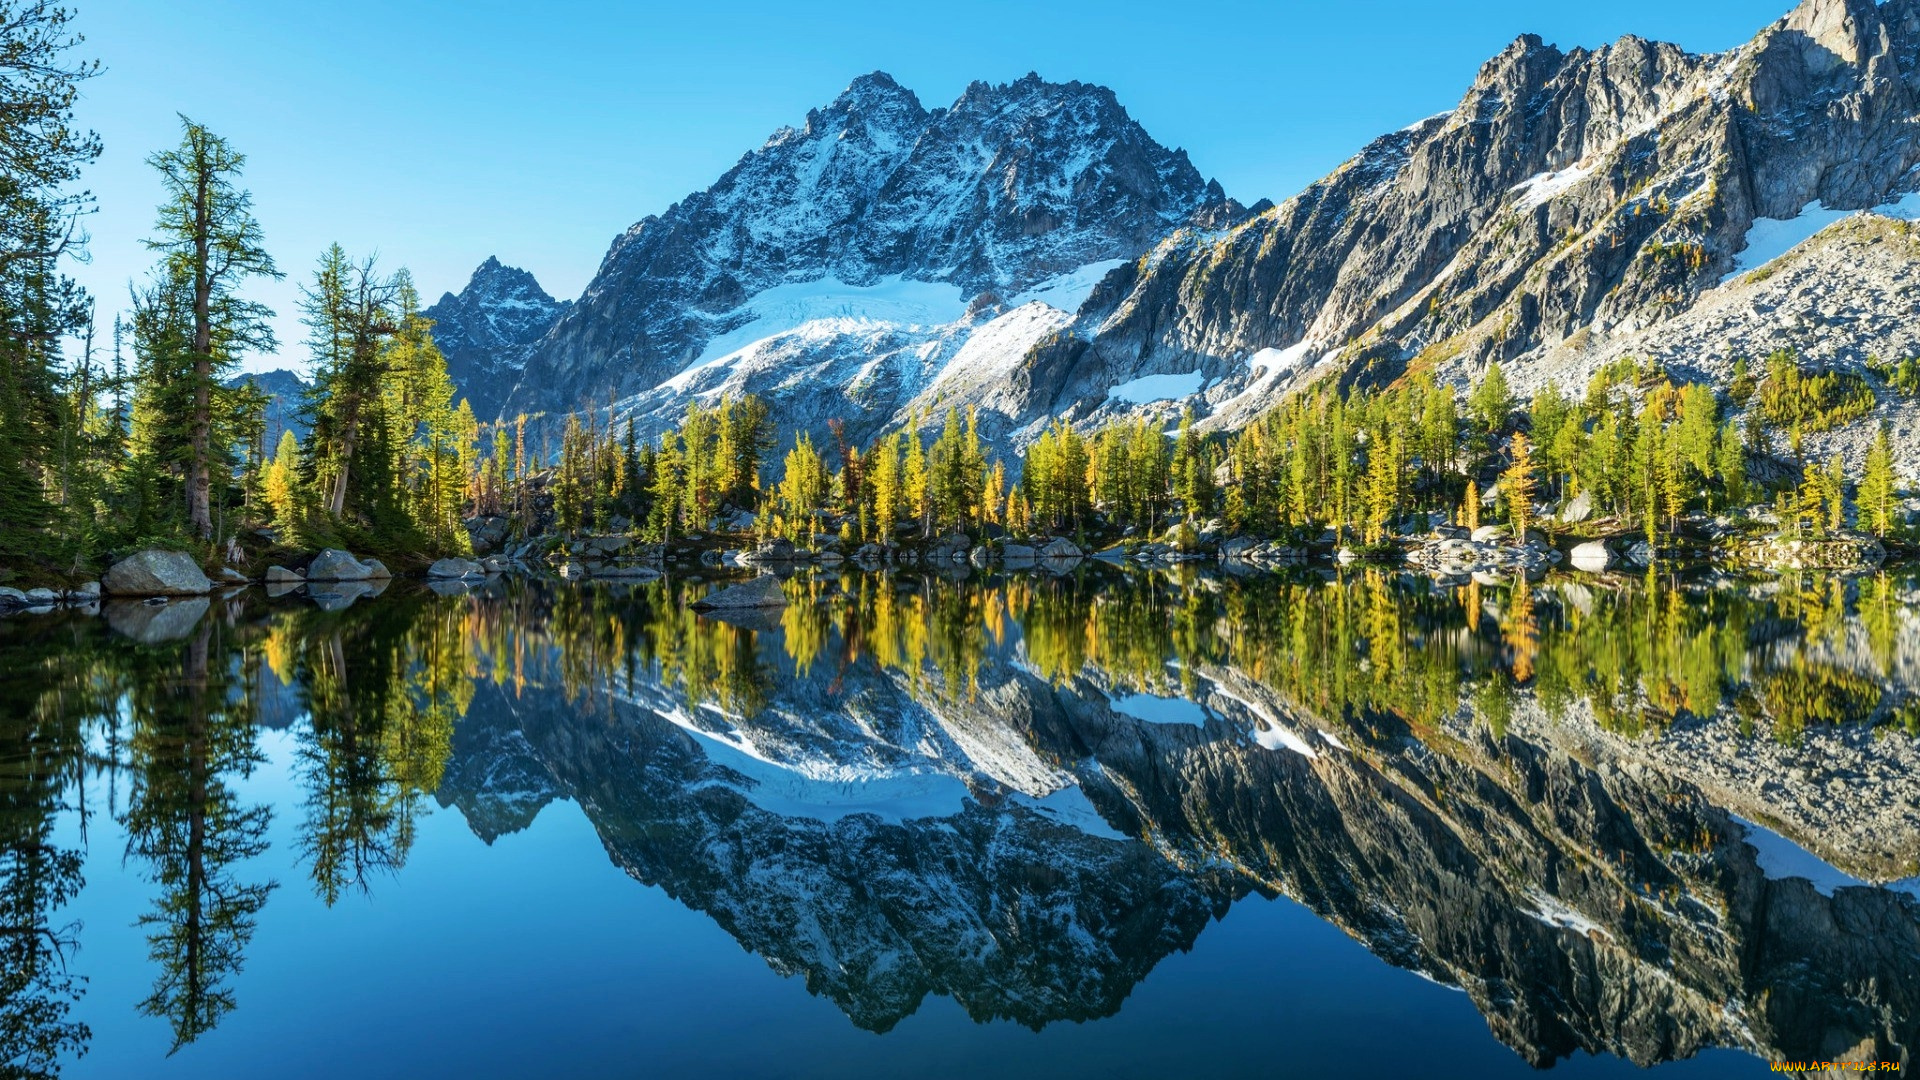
[328,410,357,519]
[188,156,214,540]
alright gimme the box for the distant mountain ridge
[225,368,310,448]
[442,0,1920,472]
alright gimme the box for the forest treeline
[1,0,1908,583]
[543,351,1902,553]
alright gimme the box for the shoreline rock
[103,550,213,596]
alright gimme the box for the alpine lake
[5,562,1918,1079]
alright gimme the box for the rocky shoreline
[1,514,1912,620]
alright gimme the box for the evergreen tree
[1859,424,1897,537]
[1469,360,1514,437]
[144,118,279,540]
[301,246,397,526]
[0,1,99,562]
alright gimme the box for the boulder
[464,515,510,555]
[746,537,798,564]
[1469,525,1505,544]
[1559,490,1594,524]
[306,549,374,582]
[69,581,101,601]
[24,588,59,604]
[690,575,788,611]
[1039,537,1082,559]
[1219,536,1257,560]
[0,587,27,607]
[103,550,213,596]
[215,566,249,584]
[427,557,486,579]
[265,565,304,584]
[362,558,393,580]
[1570,541,1615,573]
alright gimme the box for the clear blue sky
[72,0,1793,373]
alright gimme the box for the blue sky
[72,0,1792,372]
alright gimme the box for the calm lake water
[4,566,1918,1078]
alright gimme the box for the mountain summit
[483,71,1239,427]
[424,257,570,423]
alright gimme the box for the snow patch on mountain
[1722,201,1854,282]
[1512,164,1595,210]
[1010,258,1127,311]
[1108,370,1204,404]
[680,275,970,377]
[1723,190,1920,283]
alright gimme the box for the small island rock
[690,575,788,611]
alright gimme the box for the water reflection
[3,566,1919,1074]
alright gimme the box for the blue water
[18,571,1918,1079]
[52,729,1754,1080]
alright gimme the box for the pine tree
[903,420,930,537]
[1859,424,1897,537]
[302,246,397,524]
[1715,420,1748,510]
[262,429,299,531]
[145,118,280,540]
[1470,360,1514,437]
[0,2,99,562]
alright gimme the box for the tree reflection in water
[1,566,1917,1074]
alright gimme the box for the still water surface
[5,567,1917,1078]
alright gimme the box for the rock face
[993,0,1920,474]
[424,257,571,423]
[462,71,1239,456]
[689,575,788,610]
[102,550,212,596]
[306,550,375,581]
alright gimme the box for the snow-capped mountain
[446,0,1920,468]
[1033,0,1920,464]
[466,70,1240,445]
[424,256,570,423]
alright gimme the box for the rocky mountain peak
[425,258,570,422]
[442,255,561,312]
[491,70,1234,426]
[1780,0,1880,66]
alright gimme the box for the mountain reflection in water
[3,567,1917,1077]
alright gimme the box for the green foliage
[1756,350,1876,433]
